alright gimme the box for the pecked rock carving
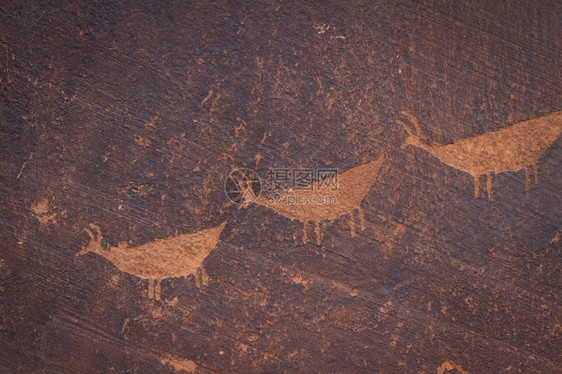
[398,110,562,199]
[76,221,227,300]
[246,152,385,244]
[436,361,468,374]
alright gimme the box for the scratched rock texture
[1,1,561,373]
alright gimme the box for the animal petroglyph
[76,221,227,300]
[249,152,385,244]
[398,110,562,199]
[436,361,468,374]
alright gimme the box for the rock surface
[0,1,560,373]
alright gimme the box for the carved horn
[83,226,96,241]
[401,110,422,136]
[77,226,99,256]
[88,224,102,241]
[396,119,414,136]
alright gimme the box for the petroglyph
[251,152,385,244]
[314,24,329,34]
[76,221,227,300]
[398,110,562,199]
[160,355,199,373]
[437,361,468,374]
[16,152,32,179]
[31,198,58,225]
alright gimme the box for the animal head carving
[397,110,426,149]
[76,224,104,256]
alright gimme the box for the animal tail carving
[76,224,103,256]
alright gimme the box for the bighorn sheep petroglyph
[247,152,385,244]
[77,221,227,300]
[398,110,561,199]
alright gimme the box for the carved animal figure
[76,221,227,300]
[397,110,562,199]
[246,152,385,244]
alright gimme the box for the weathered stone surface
[1,1,560,373]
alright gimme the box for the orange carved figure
[398,110,562,199]
[248,152,385,244]
[76,221,227,300]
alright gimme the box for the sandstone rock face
[1,1,560,373]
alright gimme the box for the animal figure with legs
[77,221,227,300]
[242,152,385,244]
[397,110,562,199]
